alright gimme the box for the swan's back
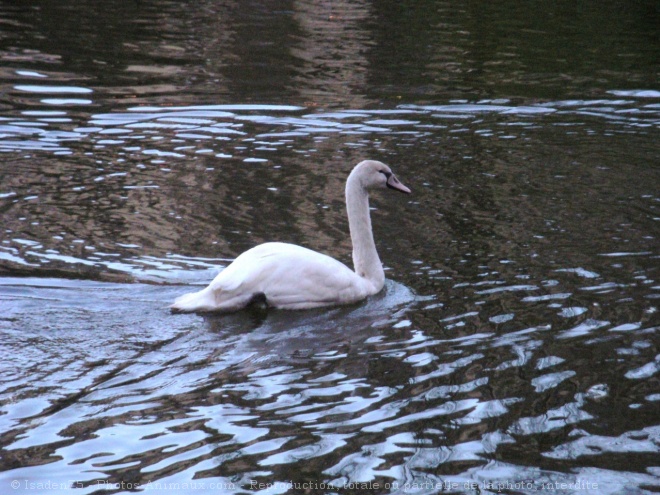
[171,242,375,312]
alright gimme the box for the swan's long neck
[345,175,385,291]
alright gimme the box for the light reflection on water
[2,98,657,283]
[1,270,658,493]
[1,0,659,493]
[1,96,659,492]
[2,98,659,156]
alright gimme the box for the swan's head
[351,160,411,194]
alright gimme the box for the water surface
[0,1,659,494]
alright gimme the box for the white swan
[171,160,411,313]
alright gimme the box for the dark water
[1,1,659,494]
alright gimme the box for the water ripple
[2,97,658,155]
[1,2,658,491]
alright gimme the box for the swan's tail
[170,287,217,313]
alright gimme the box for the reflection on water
[2,99,658,284]
[1,269,658,493]
[1,0,659,493]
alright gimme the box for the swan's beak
[386,174,411,194]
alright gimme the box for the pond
[0,1,659,494]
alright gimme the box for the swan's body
[171,242,377,312]
[171,160,410,313]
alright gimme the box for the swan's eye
[379,170,392,179]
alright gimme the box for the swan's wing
[207,242,374,309]
[265,251,370,308]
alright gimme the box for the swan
[171,160,411,313]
